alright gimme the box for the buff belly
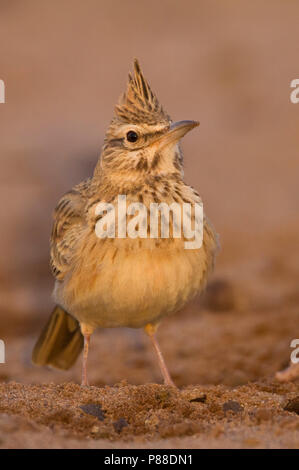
[54,234,214,329]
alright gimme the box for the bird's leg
[80,323,93,386]
[81,334,90,386]
[144,323,175,387]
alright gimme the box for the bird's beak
[155,120,199,148]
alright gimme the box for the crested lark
[32,60,218,386]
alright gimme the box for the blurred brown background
[0,0,298,386]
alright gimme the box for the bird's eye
[126,130,139,143]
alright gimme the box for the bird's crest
[114,59,171,125]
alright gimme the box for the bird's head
[98,60,199,181]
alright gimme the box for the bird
[32,60,218,386]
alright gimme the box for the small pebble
[80,403,105,421]
[284,397,299,415]
[190,394,207,403]
[113,418,128,433]
[222,400,244,414]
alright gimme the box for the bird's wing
[50,178,92,280]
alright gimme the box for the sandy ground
[0,0,299,449]
[0,380,298,449]
[0,249,298,448]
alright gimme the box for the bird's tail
[32,305,84,370]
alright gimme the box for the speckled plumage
[33,60,219,386]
